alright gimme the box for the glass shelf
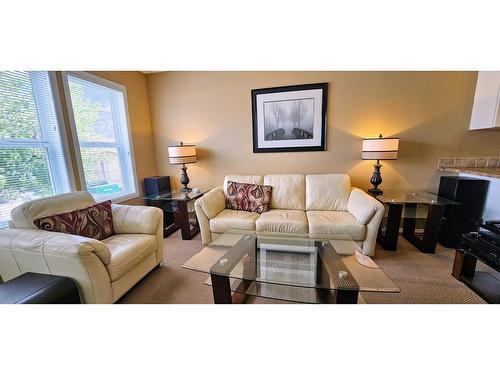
[144,189,206,202]
[376,190,460,205]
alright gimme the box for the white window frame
[61,71,139,203]
[0,71,76,195]
[0,71,75,228]
[48,71,77,192]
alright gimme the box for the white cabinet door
[469,71,500,130]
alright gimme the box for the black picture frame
[251,82,328,153]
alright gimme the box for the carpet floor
[117,231,487,304]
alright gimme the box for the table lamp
[168,142,197,192]
[361,134,399,195]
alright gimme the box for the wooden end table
[369,190,459,253]
[144,189,207,240]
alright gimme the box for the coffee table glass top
[210,234,347,290]
[183,230,399,303]
[375,190,459,205]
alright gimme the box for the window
[0,71,72,227]
[63,72,138,202]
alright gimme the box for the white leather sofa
[195,174,385,256]
[0,192,164,303]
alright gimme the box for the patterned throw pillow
[33,200,115,240]
[226,181,272,214]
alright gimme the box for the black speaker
[144,176,171,196]
[143,176,174,238]
[438,176,489,248]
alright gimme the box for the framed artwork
[251,82,328,153]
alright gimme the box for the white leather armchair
[0,192,164,303]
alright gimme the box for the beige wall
[56,71,157,205]
[146,71,500,193]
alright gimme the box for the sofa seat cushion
[306,211,366,241]
[256,209,309,234]
[210,209,260,233]
[103,234,156,282]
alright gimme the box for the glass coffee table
[183,230,399,304]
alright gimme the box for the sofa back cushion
[226,181,272,214]
[10,191,97,229]
[223,175,262,196]
[263,174,305,210]
[306,174,351,211]
[33,200,115,240]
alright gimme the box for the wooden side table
[370,190,459,253]
[144,189,207,240]
[374,201,403,251]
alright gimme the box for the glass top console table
[370,190,460,253]
[144,189,207,240]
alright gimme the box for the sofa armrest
[347,188,383,225]
[111,204,164,264]
[0,228,113,303]
[0,228,111,264]
[112,204,163,235]
[195,187,226,219]
[194,187,225,245]
[347,188,385,256]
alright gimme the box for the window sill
[93,192,139,204]
[113,192,140,204]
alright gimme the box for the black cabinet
[438,176,489,248]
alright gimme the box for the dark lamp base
[368,162,383,196]
[368,187,383,195]
[179,165,191,192]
